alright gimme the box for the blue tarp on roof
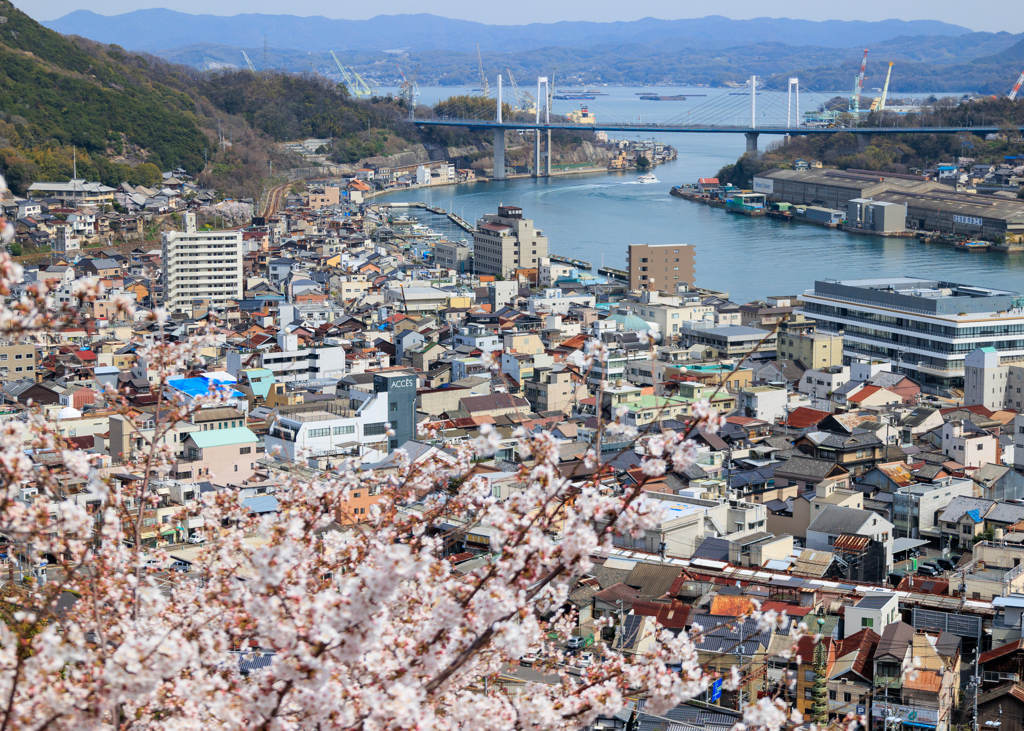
[966,508,982,523]
[168,377,245,400]
[242,495,279,514]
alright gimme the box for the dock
[599,266,628,281]
[548,255,592,270]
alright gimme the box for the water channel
[377,87,1023,304]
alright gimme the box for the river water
[378,87,1023,304]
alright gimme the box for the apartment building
[472,206,548,278]
[964,347,1024,411]
[777,331,844,369]
[626,243,695,292]
[0,342,37,381]
[307,185,341,210]
[226,332,347,385]
[801,278,1024,388]
[162,212,244,314]
[623,290,714,340]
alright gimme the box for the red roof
[779,406,831,429]
[73,350,97,361]
[631,600,691,629]
[847,384,883,402]
[698,178,720,185]
[941,404,994,417]
[980,639,1024,665]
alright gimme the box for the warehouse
[752,169,937,209]
[874,190,1024,240]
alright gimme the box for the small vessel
[636,172,659,184]
[553,94,596,100]
[639,95,687,101]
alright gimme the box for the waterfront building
[801,278,1024,389]
[162,212,244,315]
[472,206,548,278]
[626,243,695,292]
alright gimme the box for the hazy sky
[15,0,1023,32]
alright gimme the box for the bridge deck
[413,119,1017,136]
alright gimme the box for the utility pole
[973,650,980,731]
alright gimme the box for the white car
[521,648,540,666]
[577,652,593,668]
[187,534,205,545]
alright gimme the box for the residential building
[625,244,696,291]
[776,331,844,369]
[806,505,894,572]
[162,212,244,314]
[801,278,1024,388]
[736,386,788,423]
[941,420,999,469]
[307,185,340,209]
[434,241,472,273]
[227,332,347,385]
[0,342,36,381]
[844,593,899,638]
[172,426,260,482]
[965,347,1024,412]
[472,206,548,278]
[27,179,115,205]
[682,325,778,360]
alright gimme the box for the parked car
[168,560,191,573]
[917,565,940,577]
[566,635,591,651]
[577,652,593,668]
[934,558,957,572]
[521,648,540,666]
[921,561,942,573]
[187,534,205,545]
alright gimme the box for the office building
[801,278,1024,388]
[626,244,695,292]
[162,212,244,314]
[472,206,548,278]
[776,331,844,369]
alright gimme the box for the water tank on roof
[994,528,1004,542]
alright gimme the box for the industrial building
[872,190,1024,240]
[800,278,1024,389]
[752,169,937,210]
[846,198,906,234]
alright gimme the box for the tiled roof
[780,406,830,429]
[980,639,1024,666]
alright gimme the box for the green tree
[636,155,651,172]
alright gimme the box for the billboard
[752,177,774,194]
[871,705,938,728]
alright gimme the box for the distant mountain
[43,10,971,54]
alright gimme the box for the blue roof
[168,377,245,400]
[242,495,279,514]
[966,508,982,523]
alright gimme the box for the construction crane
[241,50,258,74]
[476,44,489,97]
[1010,70,1024,100]
[851,49,869,113]
[331,51,374,98]
[870,62,894,112]
[548,67,557,111]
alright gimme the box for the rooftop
[806,278,1021,318]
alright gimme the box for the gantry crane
[1010,70,1024,101]
[396,64,420,111]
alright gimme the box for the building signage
[709,678,723,702]
[871,705,938,728]
[953,214,983,227]
[752,177,774,194]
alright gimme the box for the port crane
[850,49,869,113]
[476,44,489,96]
[241,50,258,74]
[870,62,894,112]
[396,64,420,112]
[1010,70,1024,100]
[506,68,536,113]
[331,51,375,98]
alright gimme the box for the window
[364,422,388,436]
[963,525,972,534]
[333,425,355,435]
[240,447,251,455]
[803,670,815,682]
[354,492,361,498]
[234,465,238,471]
[829,691,837,701]
[844,692,852,703]
[862,617,873,627]
[978,443,984,450]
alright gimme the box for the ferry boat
[636,172,659,184]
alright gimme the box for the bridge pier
[534,131,541,176]
[745,132,759,156]
[493,129,505,180]
[545,129,551,176]
[856,133,870,151]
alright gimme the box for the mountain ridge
[43,10,971,54]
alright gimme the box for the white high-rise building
[162,212,244,314]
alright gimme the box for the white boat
[636,172,659,184]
